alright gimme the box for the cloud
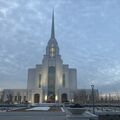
[0,0,120,93]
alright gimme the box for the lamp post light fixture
[55,95,58,102]
[45,95,47,102]
[91,84,95,114]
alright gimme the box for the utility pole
[91,85,95,114]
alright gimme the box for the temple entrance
[61,93,68,103]
[47,94,55,103]
[34,94,40,103]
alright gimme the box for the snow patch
[61,107,65,112]
[27,107,50,111]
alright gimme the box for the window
[14,96,17,101]
[24,96,26,101]
[48,66,55,102]
[63,74,65,87]
[39,74,41,88]
[18,96,21,102]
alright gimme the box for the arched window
[39,74,41,88]
[14,96,17,101]
[23,96,26,101]
[18,96,21,102]
[62,74,65,87]
[48,66,55,102]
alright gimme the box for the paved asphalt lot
[0,112,66,120]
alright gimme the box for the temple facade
[2,11,77,104]
[27,11,77,103]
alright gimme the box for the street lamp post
[91,85,95,114]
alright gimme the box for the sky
[0,0,120,93]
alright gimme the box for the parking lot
[0,111,66,120]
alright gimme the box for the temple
[27,10,77,103]
[1,11,77,104]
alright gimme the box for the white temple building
[2,11,77,104]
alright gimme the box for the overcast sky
[0,0,120,93]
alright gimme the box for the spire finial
[51,9,55,39]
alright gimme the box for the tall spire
[46,10,59,56]
[51,9,55,39]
